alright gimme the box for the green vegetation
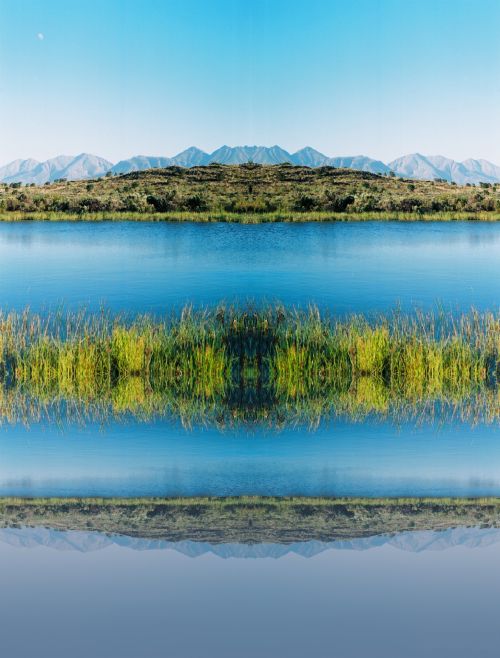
[2,496,500,543]
[2,164,500,221]
[1,306,500,425]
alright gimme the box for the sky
[1,0,500,165]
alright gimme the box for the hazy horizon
[1,0,500,164]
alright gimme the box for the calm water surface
[2,220,500,657]
[1,220,500,313]
[1,416,500,497]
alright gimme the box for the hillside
[1,163,499,220]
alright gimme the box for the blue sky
[1,0,500,164]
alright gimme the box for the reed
[1,305,499,426]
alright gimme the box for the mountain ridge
[2,147,500,185]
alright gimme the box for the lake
[1,220,500,657]
[1,220,500,313]
[2,415,500,498]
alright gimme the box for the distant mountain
[2,155,72,184]
[389,153,500,184]
[0,158,40,182]
[1,153,112,184]
[291,147,331,167]
[329,155,390,175]
[57,153,113,181]
[207,145,293,165]
[112,155,173,175]
[170,146,209,167]
[2,147,500,184]
[462,158,500,183]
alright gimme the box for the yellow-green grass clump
[0,306,499,425]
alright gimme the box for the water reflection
[2,400,500,497]
[3,526,500,556]
[2,523,500,658]
[2,388,500,430]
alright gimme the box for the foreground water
[1,220,500,313]
[2,221,500,657]
[2,415,500,497]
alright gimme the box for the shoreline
[1,210,500,223]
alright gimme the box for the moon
[37,33,44,41]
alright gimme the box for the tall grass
[2,210,500,223]
[1,305,499,426]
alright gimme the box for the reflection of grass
[1,306,499,426]
[1,496,500,543]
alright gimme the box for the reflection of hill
[3,525,500,557]
[1,498,500,545]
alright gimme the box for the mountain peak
[2,147,500,184]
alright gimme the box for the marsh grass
[1,305,499,426]
[2,210,500,223]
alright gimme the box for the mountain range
[2,146,500,185]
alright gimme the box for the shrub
[293,195,317,212]
[183,194,208,212]
[146,191,177,212]
[324,192,355,212]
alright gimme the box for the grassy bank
[1,306,500,425]
[2,496,500,543]
[2,210,500,223]
[1,163,500,221]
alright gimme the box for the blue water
[2,220,500,657]
[1,220,500,314]
[1,221,500,498]
[2,416,500,498]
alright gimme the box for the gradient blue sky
[1,0,500,164]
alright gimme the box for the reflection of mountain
[3,526,500,557]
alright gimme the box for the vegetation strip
[1,164,500,221]
[1,306,500,424]
[2,497,500,543]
